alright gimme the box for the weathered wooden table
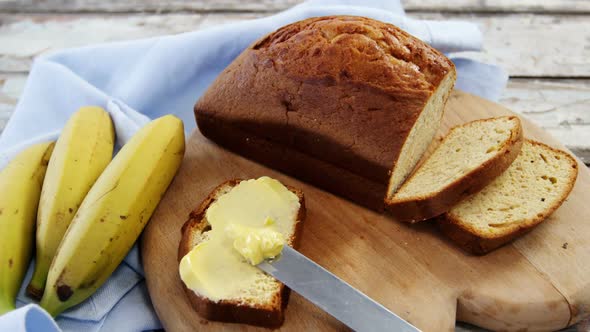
[0,1,588,331]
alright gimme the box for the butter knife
[258,246,420,332]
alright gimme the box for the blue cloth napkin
[0,0,508,331]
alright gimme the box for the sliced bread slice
[178,179,305,328]
[438,140,578,255]
[385,116,523,223]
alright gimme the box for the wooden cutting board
[141,91,590,331]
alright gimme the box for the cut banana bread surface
[178,179,306,328]
[438,140,578,254]
[386,116,523,222]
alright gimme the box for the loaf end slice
[438,140,578,255]
[385,116,523,222]
[178,179,306,328]
[385,70,456,199]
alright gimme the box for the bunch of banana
[0,142,55,314]
[40,115,185,316]
[27,106,114,300]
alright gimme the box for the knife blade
[257,246,420,332]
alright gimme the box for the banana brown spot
[57,285,73,301]
[120,215,127,220]
[8,258,12,268]
[68,208,73,213]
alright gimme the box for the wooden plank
[1,0,589,14]
[500,79,590,164]
[404,0,590,14]
[0,13,207,72]
[0,0,299,13]
[1,13,588,77]
[413,12,590,77]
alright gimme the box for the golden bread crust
[195,16,455,210]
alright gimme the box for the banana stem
[39,295,63,318]
[27,263,49,301]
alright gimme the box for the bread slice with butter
[438,140,578,254]
[178,177,305,328]
[385,116,523,222]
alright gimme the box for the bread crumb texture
[387,73,455,195]
[448,140,578,238]
[394,117,520,199]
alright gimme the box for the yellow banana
[27,106,114,300]
[0,142,55,314]
[40,115,185,317]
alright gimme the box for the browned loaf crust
[195,16,456,211]
[437,140,578,255]
[385,116,524,222]
[178,179,306,328]
[197,119,386,210]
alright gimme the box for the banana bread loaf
[195,16,456,210]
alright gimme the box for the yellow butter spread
[179,177,300,302]
[226,222,285,265]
